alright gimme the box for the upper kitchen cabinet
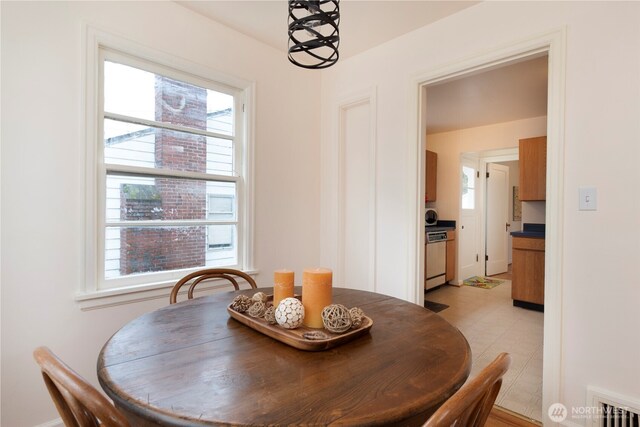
[426,150,437,202]
[519,136,547,200]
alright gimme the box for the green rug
[463,276,504,289]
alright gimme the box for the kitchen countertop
[511,223,545,239]
[426,226,455,233]
[426,220,456,233]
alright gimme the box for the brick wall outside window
[120,76,208,275]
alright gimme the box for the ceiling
[176,1,548,132]
[425,55,548,134]
[176,0,478,59]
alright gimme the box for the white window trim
[78,25,255,310]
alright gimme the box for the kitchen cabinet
[512,236,545,309]
[426,150,437,202]
[519,136,547,200]
[446,230,456,282]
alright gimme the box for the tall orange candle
[273,269,295,307]
[302,268,333,328]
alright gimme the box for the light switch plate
[579,187,597,211]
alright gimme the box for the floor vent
[587,386,640,427]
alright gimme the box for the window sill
[76,269,259,311]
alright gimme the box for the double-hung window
[93,46,249,293]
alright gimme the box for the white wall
[427,116,546,221]
[523,200,547,224]
[320,1,640,425]
[1,2,321,425]
[428,118,544,279]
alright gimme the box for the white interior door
[458,157,481,281]
[340,100,374,291]
[485,163,509,276]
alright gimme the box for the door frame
[456,148,519,282]
[480,149,519,275]
[337,88,378,292]
[409,29,566,424]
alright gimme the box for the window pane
[207,224,235,251]
[104,61,155,121]
[104,120,155,168]
[104,120,233,175]
[207,91,234,136]
[462,166,475,210]
[207,191,236,221]
[106,175,236,222]
[104,61,234,135]
[206,136,234,175]
[104,225,237,279]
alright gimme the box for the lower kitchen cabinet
[446,230,456,282]
[512,236,545,310]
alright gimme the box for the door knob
[506,222,511,231]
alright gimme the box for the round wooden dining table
[98,287,471,426]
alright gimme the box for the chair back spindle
[170,268,257,304]
[34,346,130,427]
[423,352,511,427]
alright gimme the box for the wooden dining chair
[169,268,257,304]
[423,352,512,427]
[33,346,130,427]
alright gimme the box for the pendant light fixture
[288,0,340,69]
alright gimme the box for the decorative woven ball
[321,304,352,333]
[247,300,267,318]
[275,297,305,329]
[263,306,277,324]
[252,292,268,303]
[231,295,252,313]
[349,307,365,329]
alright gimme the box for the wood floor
[487,406,542,427]
[490,263,513,281]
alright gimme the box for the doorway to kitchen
[411,29,566,426]
[419,52,551,423]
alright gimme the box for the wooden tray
[227,297,373,351]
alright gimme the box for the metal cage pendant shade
[288,0,340,69]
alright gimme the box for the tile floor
[425,278,544,423]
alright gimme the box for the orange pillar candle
[273,269,295,307]
[302,268,333,328]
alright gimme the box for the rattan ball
[263,306,277,324]
[231,295,252,313]
[275,297,305,329]
[321,304,352,333]
[252,292,268,303]
[247,300,267,318]
[349,307,365,329]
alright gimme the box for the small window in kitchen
[461,166,476,209]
